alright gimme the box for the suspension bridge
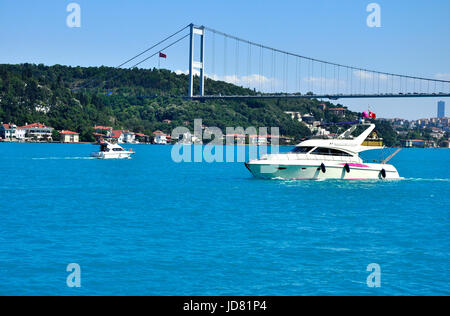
[77,23,450,101]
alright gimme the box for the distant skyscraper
[437,101,445,118]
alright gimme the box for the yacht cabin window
[290,146,314,154]
[310,147,352,157]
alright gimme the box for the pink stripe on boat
[340,163,370,168]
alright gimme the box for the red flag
[369,112,377,119]
[159,52,167,58]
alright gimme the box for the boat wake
[31,157,96,160]
[274,177,450,184]
[404,178,450,183]
[272,177,400,183]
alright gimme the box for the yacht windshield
[290,146,314,154]
[100,145,109,152]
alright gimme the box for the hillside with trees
[0,63,399,145]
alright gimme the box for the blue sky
[0,0,449,119]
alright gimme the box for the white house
[120,130,135,143]
[153,130,167,144]
[0,123,26,141]
[284,111,302,122]
[301,114,316,125]
[250,135,268,146]
[111,130,136,144]
[314,126,331,137]
[19,123,54,141]
[112,130,124,143]
[224,134,246,145]
[60,130,80,143]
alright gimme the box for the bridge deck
[189,93,450,101]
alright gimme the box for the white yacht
[245,122,401,180]
[91,141,134,159]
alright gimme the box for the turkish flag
[159,52,167,58]
[369,112,377,119]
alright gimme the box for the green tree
[52,130,61,142]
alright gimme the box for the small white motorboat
[245,121,402,180]
[91,141,134,159]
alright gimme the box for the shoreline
[0,141,447,149]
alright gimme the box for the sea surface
[0,143,448,296]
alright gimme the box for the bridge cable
[298,56,301,93]
[259,45,263,92]
[224,36,227,84]
[79,33,190,91]
[350,67,353,95]
[72,24,190,91]
[103,33,191,89]
[337,66,340,94]
[129,33,189,68]
[118,24,190,68]
[203,25,450,87]
[284,53,287,93]
[212,31,216,80]
[247,43,251,89]
[285,53,288,93]
[271,50,274,93]
[364,71,367,94]
[235,40,239,85]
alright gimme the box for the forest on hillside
[0,63,401,145]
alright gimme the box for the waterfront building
[153,130,167,144]
[191,135,202,144]
[60,130,80,143]
[111,130,134,144]
[249,135,268,145]
[425,140,437,148]
[110,130,122,142]
[0,123,26,141]
[121,130,136,143]
[110,130,136,144]
[134,133,150,143]
[402,139,425,148]
[442,140,450,148]
[402,139,437,148]
[18,123,53,141]
[93,126,113,137]
[224,134,246,145]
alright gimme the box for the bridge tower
[188,24,205,98]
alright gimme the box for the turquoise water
[0,143,448,296]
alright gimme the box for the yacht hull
[245,162,400,180]
[91,152,133,159]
